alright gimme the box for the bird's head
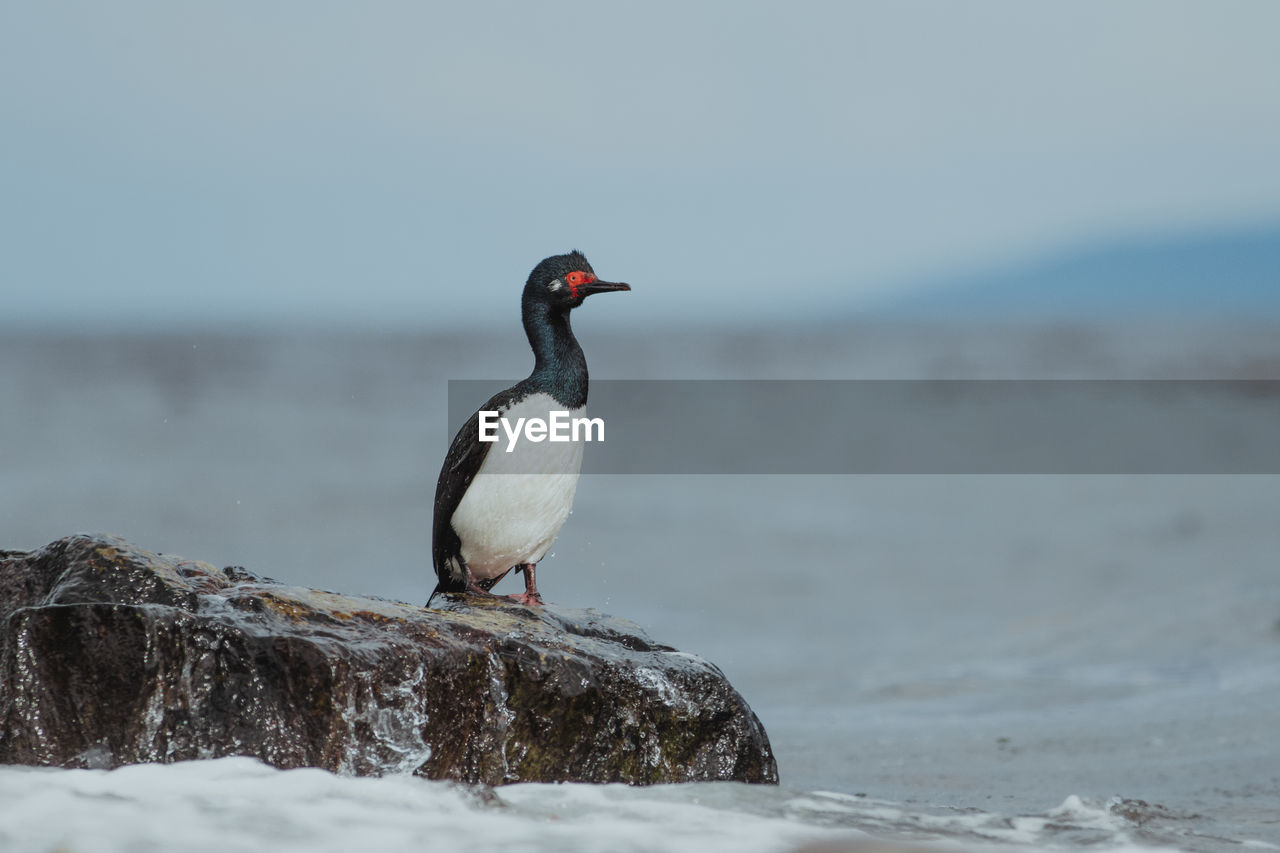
[523,250,630,311]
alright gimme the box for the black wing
[430,382,529,594]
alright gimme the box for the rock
[0,534,777,785]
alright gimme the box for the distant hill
[866,223,1280,321]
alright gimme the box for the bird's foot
[509,562,544,606]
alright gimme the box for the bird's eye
[566,272,584,285]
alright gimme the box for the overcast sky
[3,1,1280,329]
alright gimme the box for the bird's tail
[427,554,469,607]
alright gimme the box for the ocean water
[1,323,1278,852]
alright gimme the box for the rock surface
[0,534,776,785]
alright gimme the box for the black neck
[523,301,588,408]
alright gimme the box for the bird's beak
[579,280,631,296]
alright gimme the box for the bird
[429,250,630,606]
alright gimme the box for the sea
[1,322,1278,853]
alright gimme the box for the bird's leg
[464,578,494,596]
[442,562,539,606]
[429,559,504,606]
[506,562,543,606]
[455,563,509,599]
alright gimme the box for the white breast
[450,394,586,580]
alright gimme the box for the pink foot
[508,562,543,606]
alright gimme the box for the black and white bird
[429,251,630,606]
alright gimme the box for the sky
[3,1,1280,330]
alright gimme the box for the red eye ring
[564,270,596,296]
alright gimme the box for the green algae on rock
[0,534,777,785]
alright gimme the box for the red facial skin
[564,270,597,300]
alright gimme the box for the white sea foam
[0,759,1215,853]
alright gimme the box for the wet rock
[0,534,776,785]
